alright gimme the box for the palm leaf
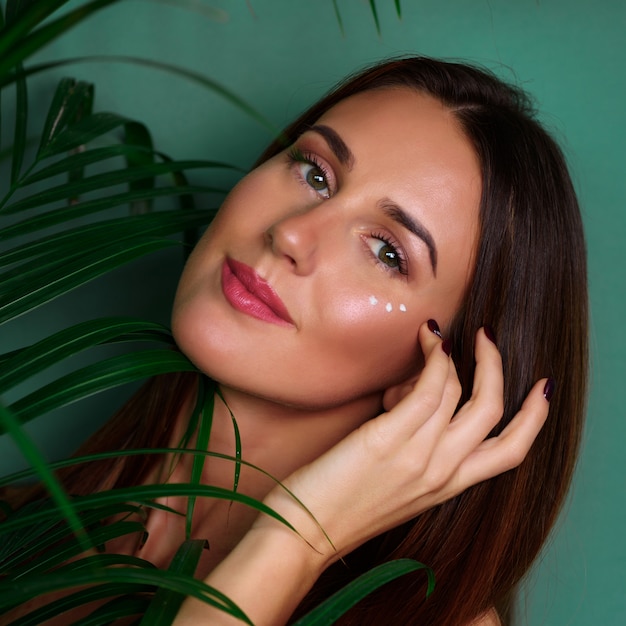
[0,209,215,267]
[9,59,27,184]
[0,1,73,56]
[0,6,4,150]
[0,500,69,570]
[123,120,155,214]
[0,448,329,553]
[0,484,297,537]
[75,595,151,625]
[0,238,181,324]
[7,584,151,626]
[37,77,95,157]
[0,403,89,552]
[0,186,218,242]
[368,0,381,36]
[4,349,198,429]
[0,242,122,293]
[0,502,147,570]
[0,56,277,133]
[8,520,147,579]
[36,110,131,161]
[22,145,172,184]
[294,559,434,625]
[140,539,208,624]
[23,146,239,186]
[0,567,253,624]
[2,158,229,214]
[0,1,122,75]
[3,1,31,183]
[216,388,242,499]
[0,317,174,394]
[185,382,215,538]
[331,0,345,36]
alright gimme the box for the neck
[142,380,382,575]
[194,381,383,489]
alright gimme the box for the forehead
[314,87,482,308]
[314,86,481,224]
[315,87,475,169]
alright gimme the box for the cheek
[172,170,278,312]
[365,295,408,313]
[212,159,291,229]
[314,291,424,383]
[328,293,413,333]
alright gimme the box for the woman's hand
[258,322,550,564]
[175,322,550,625]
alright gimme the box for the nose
[265,207,327,275]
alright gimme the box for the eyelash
[367,231,409,276]
[287,145,408,278]
[286,147,333,198]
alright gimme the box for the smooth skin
[167,89,548,624]
[174,325,549,625]
[4,90,545,626]
[172,88,480,410]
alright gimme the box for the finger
[470,327,504,404]
[447,328,505,448]
[405,352,463,454]
[455,378,551,488]
[381,321,428,412]
[383,321,456,433]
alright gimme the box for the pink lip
[221,258,294,327]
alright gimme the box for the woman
[7,57,588,625]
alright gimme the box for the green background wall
[1,1,624,623]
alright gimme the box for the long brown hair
[7,57,588,625]
[254,57,588,624]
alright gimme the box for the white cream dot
[400,304,407,312]
[386,302,393,312]
[369,295,378,305]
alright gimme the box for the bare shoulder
[467,608,502,626]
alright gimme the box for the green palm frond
[0,2,425,623]
[332,0,402,36]
[294,559,433,625]
[0,483,296,538]
[0,75,230,324]
[0,566,253,624]
[0,56,277,134]
[140,539,208,625]
[0,1,121,74]
[5,349,197,429]
[0,403,89,552]
[0,318,175,393]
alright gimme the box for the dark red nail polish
[484,325,497,345]
[442,339,452,356]
[543,378,555,402]
[428,319,442,338]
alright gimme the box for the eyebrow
[379,199,438,276]
[309,124,355,170]
[307,125,437,275]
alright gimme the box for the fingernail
[543,378,556,402]
[442,339,452,356]
[428,319,442,338]
[484,325,497,345]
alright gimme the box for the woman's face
[172,88,481,410]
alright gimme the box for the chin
[199,360,386,415]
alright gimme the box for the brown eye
[298,162,330,198]
[364,234,408,275]
[287,147,333,199]
[306,166,327,191]
[377,243,400,268]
